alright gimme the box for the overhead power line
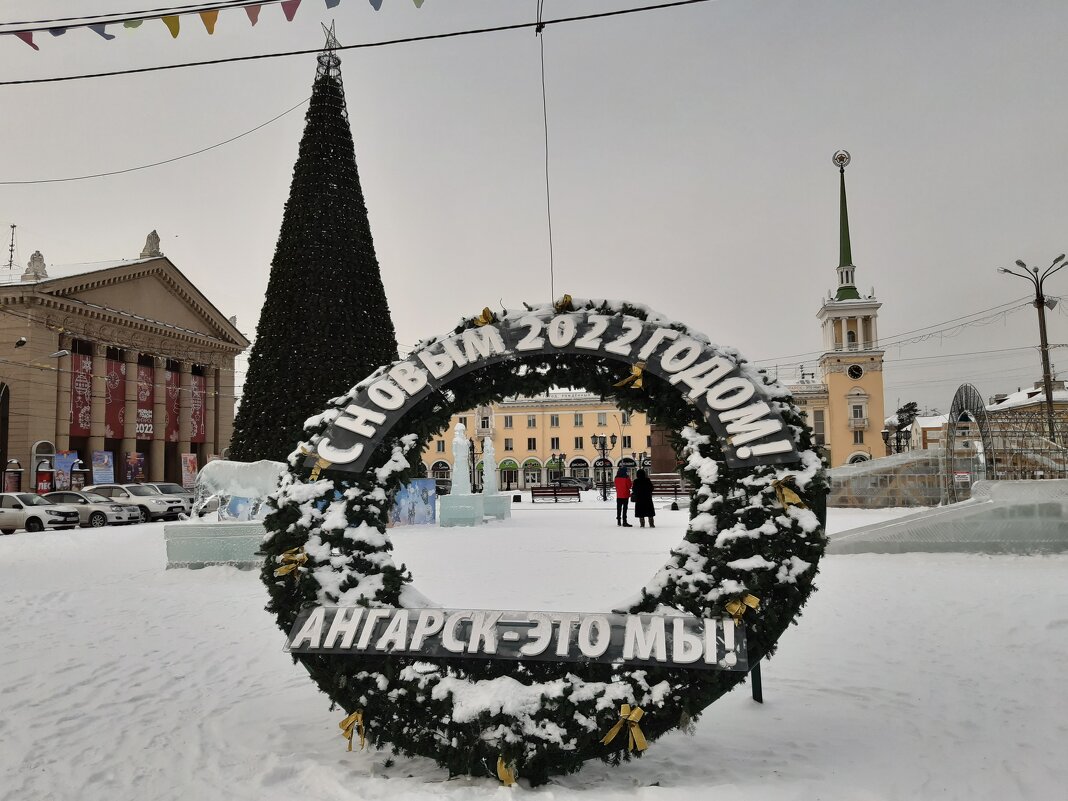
[0,0,715,87]
[0,96,308,185]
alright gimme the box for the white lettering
[335,405,387,438]
[671,617,703,664]
[637,327,680,360]
[409,610,445,650]
[375,609,410,651]
[577,615,611,658]
[554,613,580,657]
[547,315,578,347]
[708,618,737,667]
[442,612,469,653]
[576,314,609,350]
[518,613,553,657]
[660,338,703,373]
[441,337,469,368]
[720,401,783,447]
[467,611,503,654]
[461,326,506,363]
[669,356,734,399]
[604,319,643,356]
[291,607,326,650]
[735,439,794,460]
[388,362,429,396]
[623,616,667,661]
[706,377,756,411]
[323,607,364,649]
[316,437,363,465]
[417,347,454,379]
[355,608,392,649]
[367,379,406,411]
[516,315,545,351]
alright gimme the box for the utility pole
[998,254,1066,445]
[7,224,15,271]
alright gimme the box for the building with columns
[0,233,249,488]
[789,151,887,467]
[421,392,652,490]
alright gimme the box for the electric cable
[0,97,309,185]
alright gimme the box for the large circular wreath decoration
[262,297,826,785]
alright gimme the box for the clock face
[847,364,864,380]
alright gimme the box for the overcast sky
[2,0,1068,413]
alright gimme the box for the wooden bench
[650,481,693,502]
[530,486,581,503]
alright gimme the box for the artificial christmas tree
[230,30,398,462]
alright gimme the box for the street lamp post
[998,254,1066,444]
[468,438,482,492]
[592,433,617,501]
[549,452,567,482]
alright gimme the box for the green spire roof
[834,151,861,300]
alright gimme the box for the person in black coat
[631,469,655,528]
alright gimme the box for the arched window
[522,458,542,487]
[430,460,451,479]
[569,458,590,479]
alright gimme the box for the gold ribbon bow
[473,307,496,327]
[339,710,365,751]
[273,547,307,577]
[600,704,648,752]
[554,294,573,313]
[613,361,646,390]
[496,756,517,786]
[772,476,808,510]
[309,456,331,481]
[724,593,761,625]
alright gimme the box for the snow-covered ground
[2,502,1066,800]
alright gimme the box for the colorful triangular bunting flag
[201,10,219,34]
[246,4,263,25]
[13,31,39,50]
[326,0,342,8]
[49,28,68,37]
[162,16,180,38]
[281,0,303,21]
[89,23,115,40]
[369,0,383,10]
[124,20,143,29]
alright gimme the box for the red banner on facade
[165,370,180,442]
[191,374,206,443]
[136,365,154,440]
[104,359,125,439]
[70,354,93,437]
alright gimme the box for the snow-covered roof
[986,386,1068,411]
[912,415,948,429]
[0,257,156,286]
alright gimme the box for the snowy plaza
[2,499,1067,801]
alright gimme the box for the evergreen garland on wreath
[261,299,827,785]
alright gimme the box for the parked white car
[140,482,193,515]
[83,484,186,523]
[0,493,81,534]
[44,491,141,528]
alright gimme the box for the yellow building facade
[421,392,651,489]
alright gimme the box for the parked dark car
[550,476,593,491]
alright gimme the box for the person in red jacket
[614,466,633,527]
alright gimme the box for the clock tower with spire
[816,151,886,466]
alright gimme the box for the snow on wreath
[262,297,827,786]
